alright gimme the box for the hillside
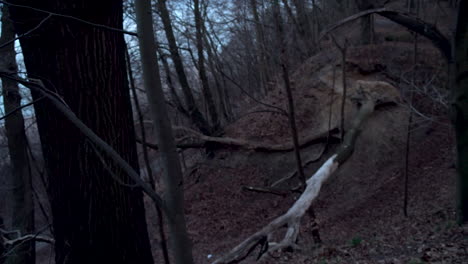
[2,1,467,264]
[145,19,467,264]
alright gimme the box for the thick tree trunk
[454,0,468,224]
[0,5,35,264]
[157,0,212,135]
[134,1,194,263]
[8,1,153,263]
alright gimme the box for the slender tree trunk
[125,48,171,264]
[203,35,229,121]
[194,0,220,131]
[135,1,194,263]
[249,0,269,95]
[0,217,4,263]
[157,0,212,135]
[275,0,322,242]
[8,1,154,263]
[292,0,312,45]
[159,50,190,119]
[340,44,348,140]
[203,27,234,118]
[454,0,468,224]
[0,5,35,264]
[356,0,374,45]
[272,0,305,187]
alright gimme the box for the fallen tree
[212,97,377,264]
[138,126,340,152]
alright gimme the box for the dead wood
[319,8,452,61]
[212,99,376,264]
[138,126,340,152]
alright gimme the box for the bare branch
[319,8,452,61]
[0,13,52,50]
[0,0,137,36]
[0,72,169,215]
[0,96,44,121]
[138,126,340,152]
[3,234,54,247]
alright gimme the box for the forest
[0,0,467,263]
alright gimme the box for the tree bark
[134,1,194,263]
[194,0,220,131]
[320,8,452,61]
[355,0,374,45]
[8,1,153,263]
[273,0,306,186]
[213,100,376,264]
[157,0,212,134]
[0,5,35,264]
[249,0,269,95]
[454,0,468,224]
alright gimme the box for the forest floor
[145,34,468,264]
[29,2,467,263]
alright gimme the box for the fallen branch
[138,127,340,152]
[212,100,376,264]
[319,8,452,61]
[242,186,291,196]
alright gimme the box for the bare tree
[157,0,212,135]
[7,1,154,263]
[135,0,194,263]
[0,5,34,264]
[454,0,468,224]
[194,0,220,131]
[355,0,374,44]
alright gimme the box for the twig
[242,186,289,196]
[0,0,137,36]
[0,96,44,121]
[0,14,52,50]
[319,8,452,61]
[0,72,169,215]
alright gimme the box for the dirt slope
[169,41,467,264]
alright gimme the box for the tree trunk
[273,0,306,186]
[157,0,212,135]
[249,0,269,95]
[194,0,220,131]
[292,0,312,42]
[355,0,374,45]
[203,34,230,121]
[134,1,194,263]
[8,1,153,263]
[454,0,468,224]
[0,5,35,264]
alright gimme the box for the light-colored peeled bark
[212,100,376,263]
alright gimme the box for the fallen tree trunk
[138,127,340,152]
[212,100,376,264]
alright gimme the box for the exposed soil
[12,1,467,263]
[145,29,467,264]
